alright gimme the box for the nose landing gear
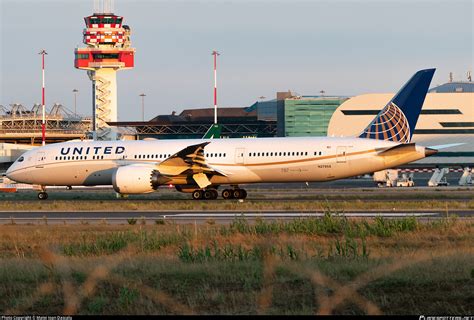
[37,186,48,200]
[38,192,48,200]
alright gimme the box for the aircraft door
[235,148,245,164]
[336,147,347,163]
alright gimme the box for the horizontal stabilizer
[427,143,466,150]
[376,143,416,156]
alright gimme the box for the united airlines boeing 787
[7,69,439,200]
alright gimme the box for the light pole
[39,49,47,146]
[212,50,220,124]
[139,93,146,121]
[72,89,79,116]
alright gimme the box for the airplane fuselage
[6,136,429,189]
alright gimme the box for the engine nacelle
[112,165,156,194]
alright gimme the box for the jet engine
[112,165,160,194]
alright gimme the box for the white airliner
[7,69,439,200]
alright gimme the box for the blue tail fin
[359,68,435,143]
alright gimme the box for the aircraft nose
[5,164,18,181]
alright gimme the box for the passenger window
[319,151,322,155]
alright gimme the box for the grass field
[0,215,473,315]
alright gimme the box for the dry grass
[0,199,472,212]
[0,217,473,315]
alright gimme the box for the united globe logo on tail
[358,68,436,144]
[359,102,411,143]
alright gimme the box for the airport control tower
[74,0,135,140]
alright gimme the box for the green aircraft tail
[202,124,222,139]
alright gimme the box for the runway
[0,210,472,224]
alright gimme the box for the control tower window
[101,17,115,24]
[89,18,100,24]
[76,53,89,60]
[93,53,119,59]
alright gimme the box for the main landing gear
[37,186,48,200]
[222,188,247,200]
[190,187,248,200]
[192,189,218,200]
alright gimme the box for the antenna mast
[94,0,114,14]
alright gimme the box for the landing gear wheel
[210,189,218,200]
[192,190,203,200]
[240,189,247,199]
[232,189,242,199]
[222,189,233,200]
[203,190,214,200]
[38,192,48,200]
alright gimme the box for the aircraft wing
[156,142,227,188]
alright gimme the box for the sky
[0,0,473,121]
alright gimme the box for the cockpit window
[17,156,24,162]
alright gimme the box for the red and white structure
[212,50,220,124]
[39,49,47,146]
[74,0,135,140]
